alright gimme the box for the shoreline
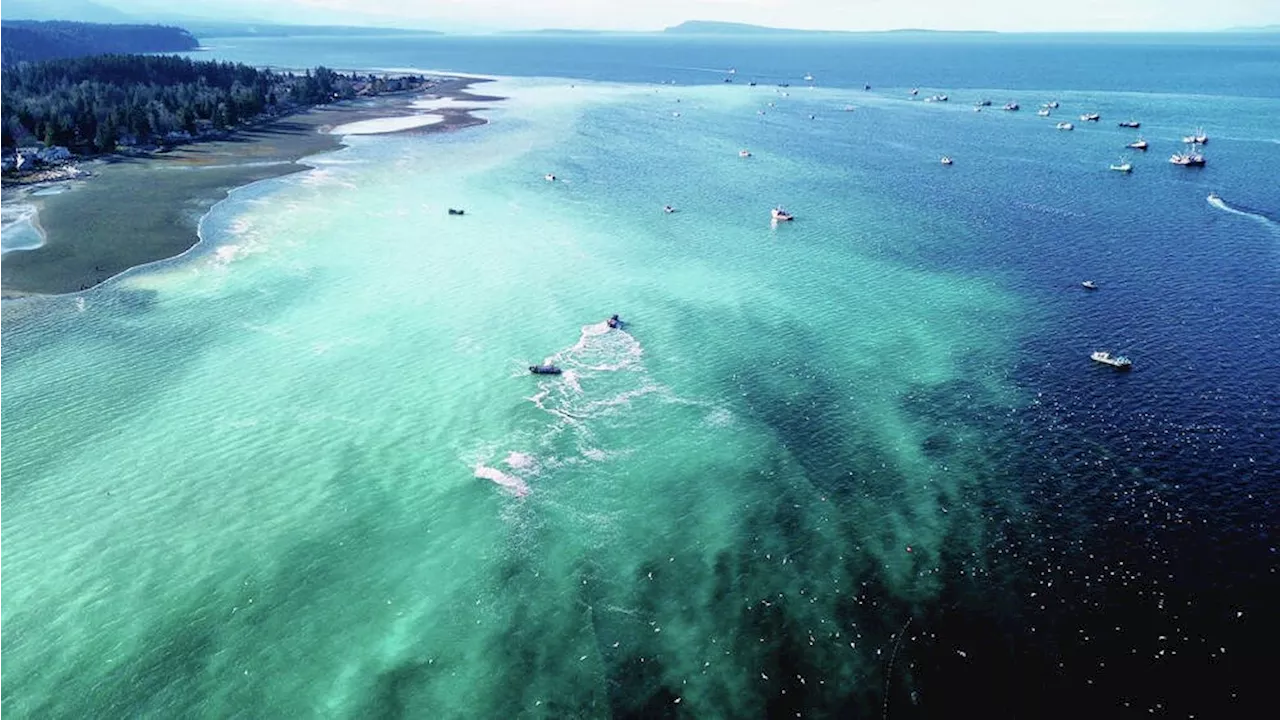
[0,77,501,298]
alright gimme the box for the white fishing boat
[940,155,954,165]
[1056,121,1074,130]
[1182,127,1209,144]
[803,73,814,82]
[1127,137,1148,150]
[739,149,752,158]
[1003,101,1020,111]
[1170,145,1206,166]
[1037,108,1051,116]
[771,207,794,222]
[1081,280,1099,290]
[1110,156,1133,173]
[1091,351,1133,369]
[1046,100,1060,108]
[544,173,557,182]
[1080,112,1101,122]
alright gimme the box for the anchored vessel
[1091,351,1132,369]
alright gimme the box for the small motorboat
[1090,351,1132,369]
[1037,108,1051,116]
[606,314,621,329]
[739,149,752,157]
[911,88,920,96]
[940,156,954,165]
[1081,280,1099,290]
[663,204,676,213]
[864,84,872,90]
[672,111,681,117]
[1046,101,1060,109]
[1118,120,1141,128]
[1081,112,1101,122]
[976,99,993,107]
[803,73,814,82]
[1110,157,1133,173]
[1207,191,1221,202]
[529,365,563,375]
[447,208,465,215]
[1003,102,1020,111]
[927,94,948,102]
[771,207,794,222]
[1056,121,1074,130]
[1127,137,1149,151]
[544,173,557,182]
[748,81,757,87]
[843,105,856,112]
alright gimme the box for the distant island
[662,20,998,35]
[181,22,443,39]
[1,20,198,64]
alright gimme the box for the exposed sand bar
[1,78,498,297]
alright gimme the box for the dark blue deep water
[26,32,1279,717]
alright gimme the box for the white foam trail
[504,452,537,470]
[474,464,530,497]
[1207,194,1280,230]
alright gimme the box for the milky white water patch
[1,200,44,253]
[330,114,444,135]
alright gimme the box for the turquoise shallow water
[4,37,1280,718]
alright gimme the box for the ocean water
[3,35,1279,718]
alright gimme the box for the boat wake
[1207,193,1280,230]
[475,320,683,498]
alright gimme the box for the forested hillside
[1,20,198,64]
[2,54,427,151]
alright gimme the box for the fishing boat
[1110,157,1133,173]
[1045,100,1060,108]
[940,156,954,165]
[1037,108,1051,116]
[771,207,794,222]
[1127,137,1149,150]
[976,99,993,107]
[544,173,557,182]
[739,149,752,157]
[911,88,919,96]
[1182,127,1209,144]
[1081,280,1099,290]
[447,208,465,215]
[1118,120,1141,128]
[529,365,563,375]
[803,73,814,82]
[1170,145,1206,166]
[1003,102,1020,111]
[1080,112,1101,122]
[1056,121,1074,130]
[928,94,949,102]
[1090,351,1132,369]
[663,205,676,214]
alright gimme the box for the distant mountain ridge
[1,20,198,65]
[662,20,998,35]
[0,0,133,23]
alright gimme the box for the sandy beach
[1,78,497,297]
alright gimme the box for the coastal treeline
[0,21,199,65]
[1,54,428,152]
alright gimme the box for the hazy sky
[91,0,1280,32]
